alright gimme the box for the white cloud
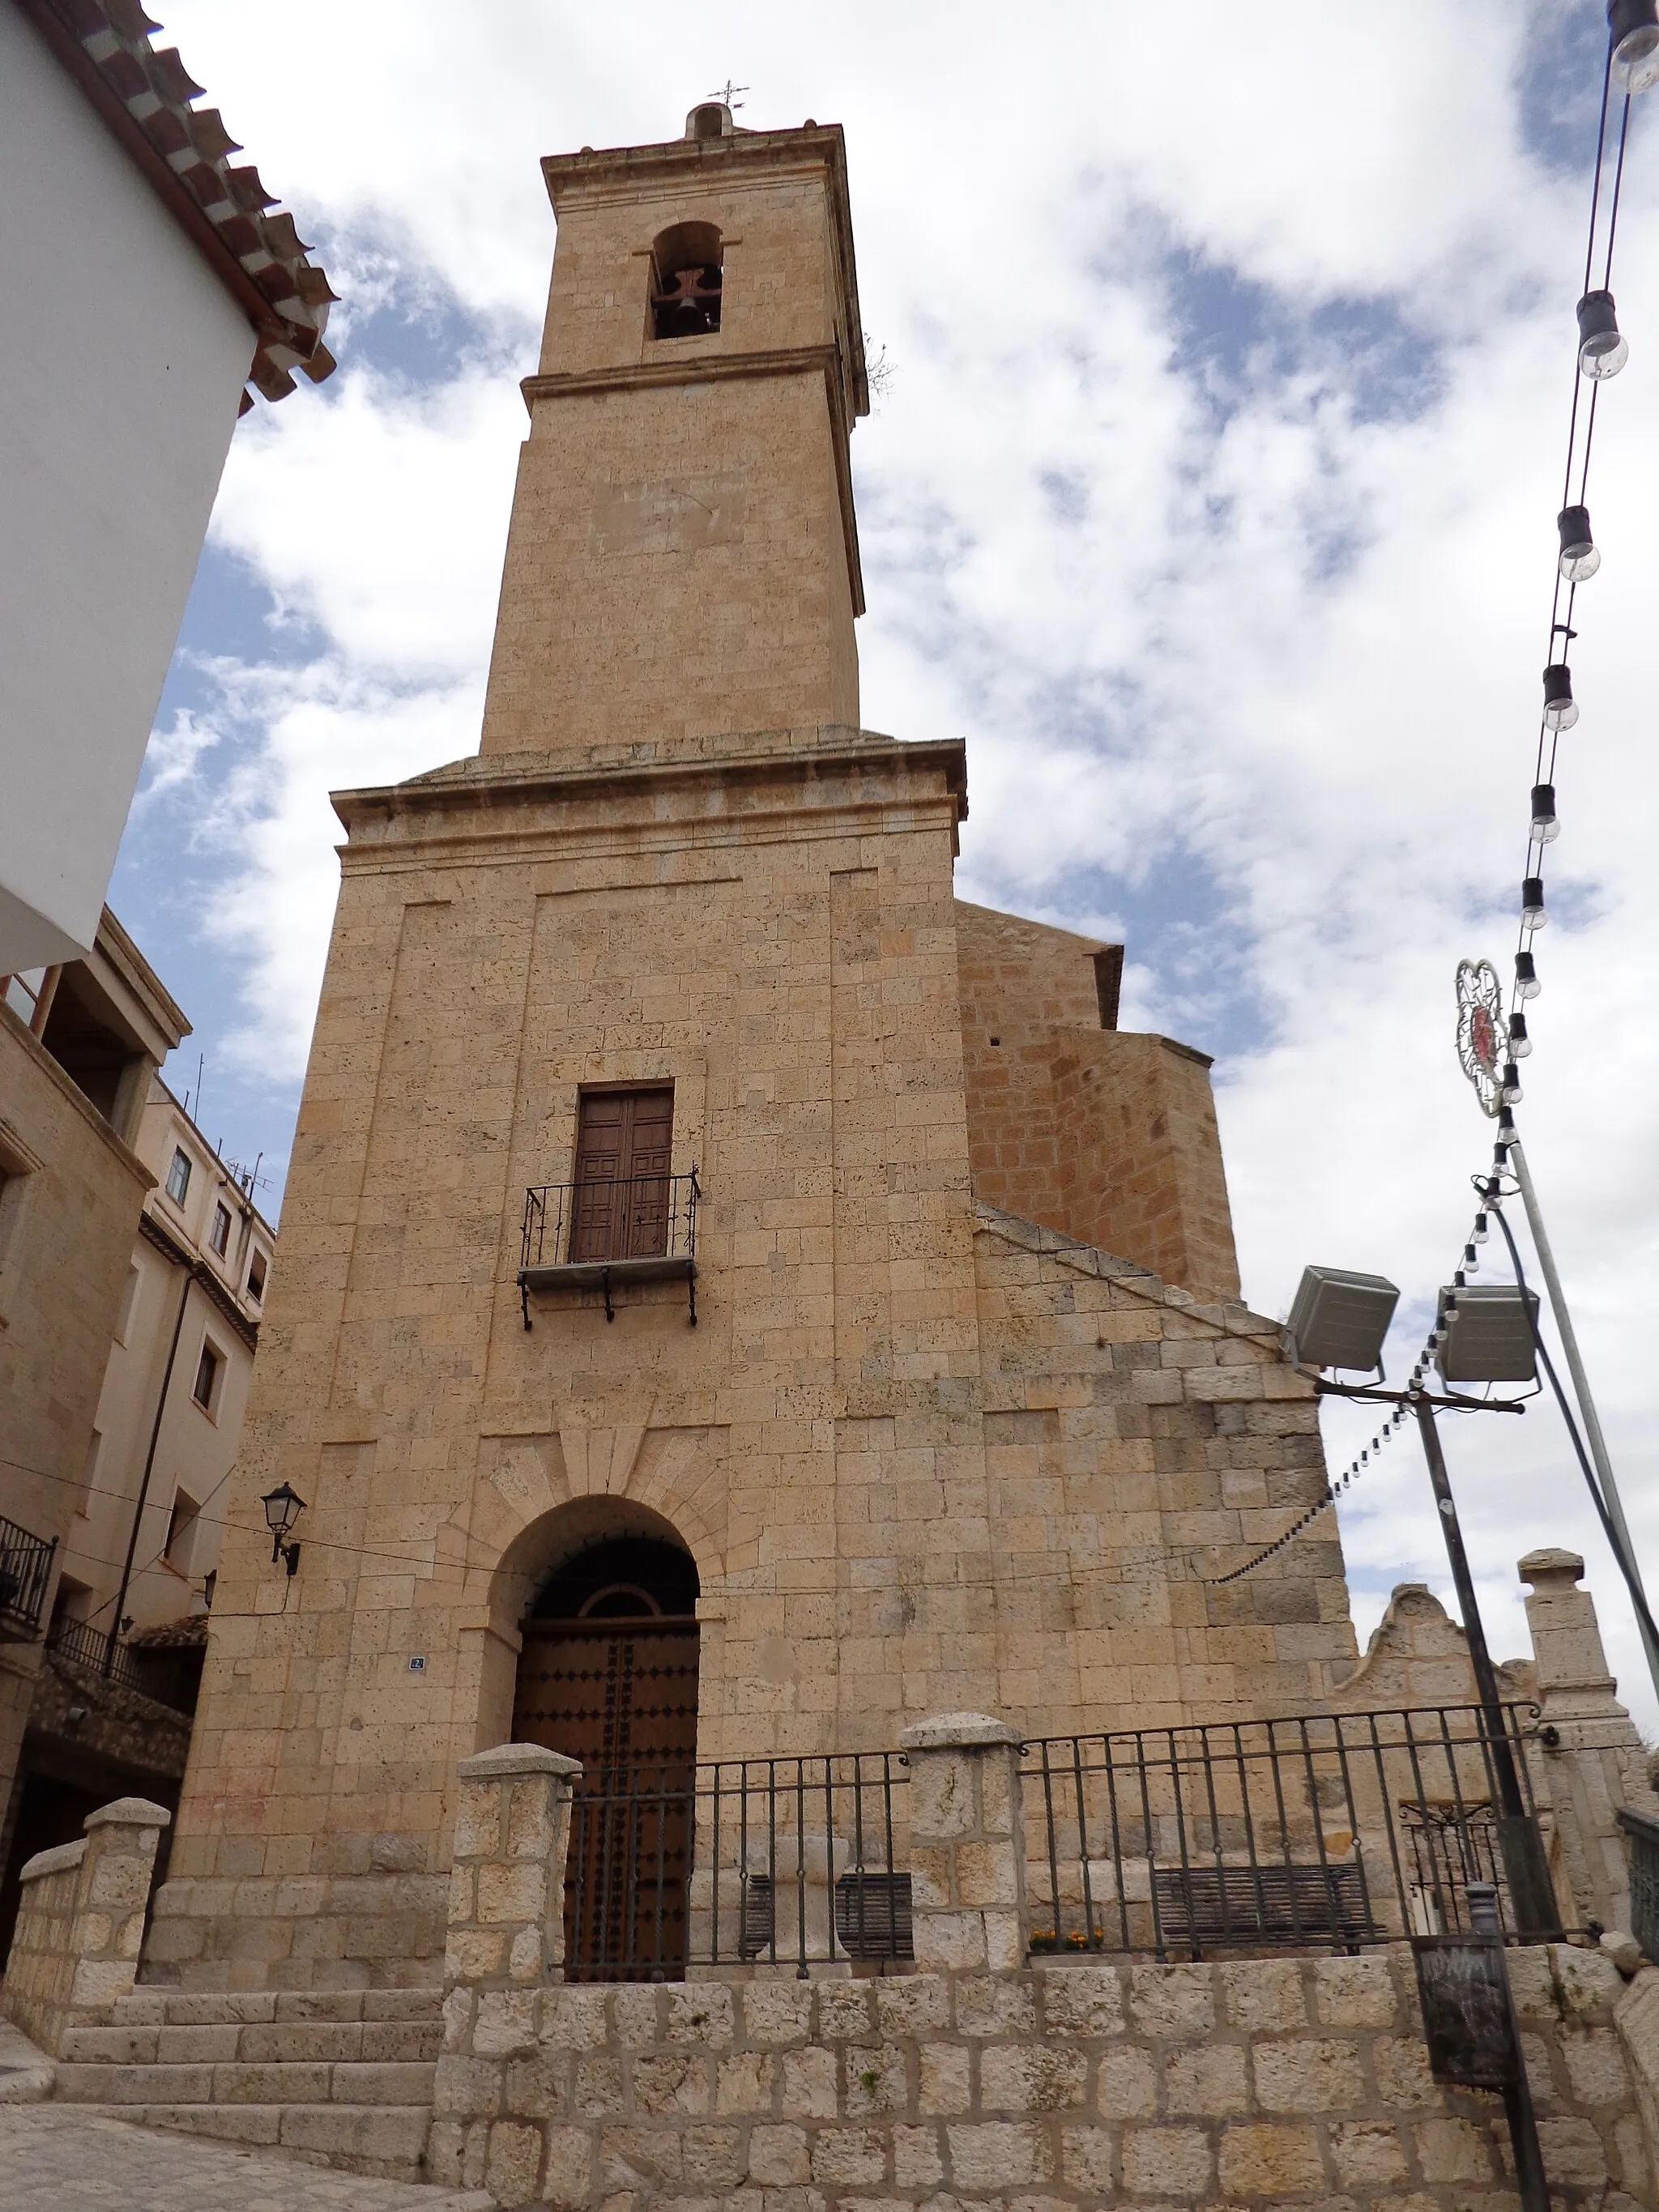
[135,0,1659,1724]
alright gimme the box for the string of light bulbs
[1494,11,1652,1126]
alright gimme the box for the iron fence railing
[1618,1805,1659,1965]
[0,1514,57,1636]
[520,1171,699,1274]
[548,1707,1571,1982]
[1023,1704,1559,1961]
[563,1753,911,1982]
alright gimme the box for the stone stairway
[52,1986,442,2180]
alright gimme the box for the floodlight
[1286,1265,1400,1373]
[1435,1285,1540,1383]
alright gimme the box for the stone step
[54,2056,436,2108]
[63,2017,441,2065]
[70,2102,435,2183]
[110,1985,441,2028]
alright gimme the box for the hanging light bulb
[1515,949,1541,1000]
[1502,1060,1525,1103]
[1496,1106,1517,1147]
[1577,290,1629,378]
[1542,664,1579,730]
[1508,1014,1533,1060]
[1610,0,1659,93]
[1464,1243,1479,1272]
[1521,876,1548,931]
[1530,783,1559,844]
[1556,505,1601,582]
[1473,1213,1489,1244]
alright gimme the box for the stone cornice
[540,124,866,415]
[331,735,969,873]
[137,1208,260,1354]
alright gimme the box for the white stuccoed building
[0,0,336,972]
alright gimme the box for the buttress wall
[957,899,1239,1302]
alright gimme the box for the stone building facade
[139,104,1367,1996]
[0,913,187,1877]
[0,1073,277,1969]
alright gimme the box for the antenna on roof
[707,80,748,110]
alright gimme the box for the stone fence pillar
[443,1743,582,1993]
[433,1745,581,2197]
[1520,1548,1659,1938]
[898,1712,1026,1971]
[0,1796,170,2055]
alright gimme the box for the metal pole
[1467,1881,1549,2212]
[1507,1139,1659,1702]
[1413,1399,1559,1938]
[107,1266,192,1675]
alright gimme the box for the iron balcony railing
[521,1170,699,1273]
[563,1753,912,1983]
[1024,1703,1560,1961]
[518,1171,700,1325]
[45,1613,194,1712]
[0,1515,57,1637]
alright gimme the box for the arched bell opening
[648,219,723,339]
[505,1504,702,1982]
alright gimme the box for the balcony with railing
[0,1515,57,1640]
[45,1612,198,1714]
[518,1168,699,1326]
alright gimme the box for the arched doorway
[510,1531,699,1980]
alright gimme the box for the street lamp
[1287,1264,1559,1944]
[260,1481,306,1575]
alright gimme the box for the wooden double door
[570,1087,674,1263]
[510,1613,699,1979]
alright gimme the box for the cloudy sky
[110,1,1659,1724]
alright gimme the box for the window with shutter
[571,1087,674,1263]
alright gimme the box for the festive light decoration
[1557,504,1601,580]
[1577,288,1628,377]
[1520,876,1548,931]
[1542,663,1579,730]
[1610,0,1659,95]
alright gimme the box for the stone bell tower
[144,104,1353,1998]
[480,100,866,757]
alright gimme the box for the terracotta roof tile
[125,1616,208,1650]
[29,0,336,409]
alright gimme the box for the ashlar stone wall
[957,899,1240,1303]
[430,1947,1648,2210]
[1,1796,168,2056]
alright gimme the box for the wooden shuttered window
[570,1086,674,1263]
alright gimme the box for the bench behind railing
[1023,1704,1559,1961]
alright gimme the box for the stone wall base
[430,1945,1651,2210]
[142,1873,449,1993]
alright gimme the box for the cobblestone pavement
[0,2106,497,2211]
